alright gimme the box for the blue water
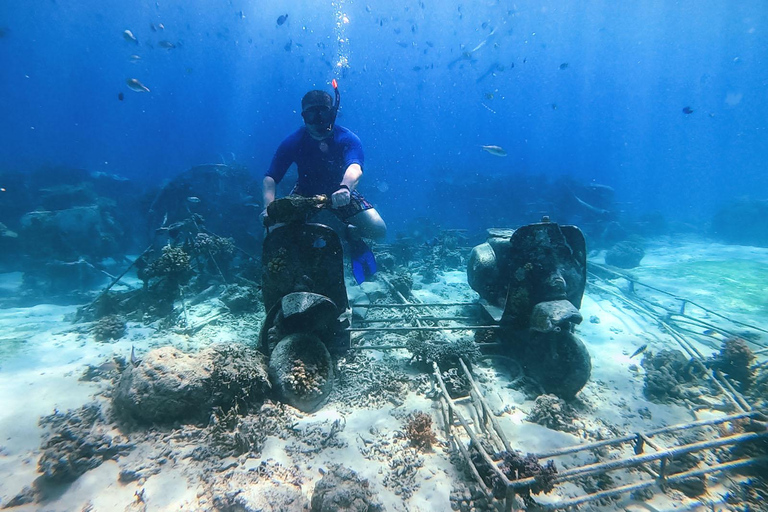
[1,0,766,230]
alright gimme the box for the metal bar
[537,456,768,510]
[433,362,512,487]
[356,316,479,323]
[459,358,512,453]
[352,302,481,308]
[452,416,495,502]
[513,431,768,489]
[348,344,409,351]
[347,326,502,333]
[535,411,763,459]
[588,265,768,335]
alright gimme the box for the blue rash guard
[266,125,364,196]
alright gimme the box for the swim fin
[349,237,377,284]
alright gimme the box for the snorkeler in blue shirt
[262,82,386,282]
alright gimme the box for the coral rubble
[38,403,133,483]
[311,464,384,512]
[641,349,706,402]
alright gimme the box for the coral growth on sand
[710,337,755,391]
[641,349,706,402]
[472,447,558,499]
[405,411,438,450]
[526,394,579,433]
[91,313,126,341]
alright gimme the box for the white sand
[0,238,765,511]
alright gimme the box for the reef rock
[219,284,262,314]
[19,205,123,261]
[711,198,768,247]
[605,240,645,269]
[113,344,270,424]
[526,394,579,433]
[311,464,384,512]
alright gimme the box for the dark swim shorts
[331,190,374,221]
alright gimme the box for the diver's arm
[261,176,276,222]
[263,176,276,208]
[332,163,362,208]
[340,163,362,191]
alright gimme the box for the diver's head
[301,89,336,140]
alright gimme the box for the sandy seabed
[0,236,766,512]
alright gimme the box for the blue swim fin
[349,238,377,284]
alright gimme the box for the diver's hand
[260,209,271,227]
[331,187,351,208]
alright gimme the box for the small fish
[126,78,150,92]
[559,62,569,70]
[481,145,507,157]
[130,346,142,367]
[187,196,201,203]
[150,23,157,32]
[238,10,245,19]
[630,344,648,359]
[158,40,176,49]
[158,23,165,30]
[682,106,694,114]
[118,92,124,101]
[123,29,139,44]
[484,92,494,100]
[96,360,120,372]
[129,54,141,62]
[277,14,288,25]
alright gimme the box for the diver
[261,80,386,283]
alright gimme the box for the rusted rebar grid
[587,277,752,413]
[432,362,512,494]
[353,302,481,308]
[356,316,479,323]
[379,274,433,324]
[458,358,512,453]
[588,263,768,342]
[536,410,766,460]
[508,430,768,490]
[348,325,503,333]
[666,313,750,343]
[536,456,768,510]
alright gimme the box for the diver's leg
[346,208,387,240]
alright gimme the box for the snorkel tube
[330,79,340,129]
